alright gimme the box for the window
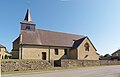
[64,49,67,55]
[42,52,46,60]
[2,56,3,59]
[26,25,31,30]
[84,55,88,58]
[84,42,89,51]
[55,49,58,55]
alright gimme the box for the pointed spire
[21,8,35,25]
[24,8,32,22]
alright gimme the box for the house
[0,44,11,59]
[111,49,120,60]
[11,9,99,62]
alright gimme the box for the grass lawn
[1,66,96,75]
[2,65,103,75]
[2,65,120,75]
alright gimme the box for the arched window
[84,42,89,51]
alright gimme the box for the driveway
[2,65,120,77]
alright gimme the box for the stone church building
[11,9,99,62]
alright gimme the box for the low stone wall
[61,60,120,67]
[2,59,120,72]
[1,60,51,72]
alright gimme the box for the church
[11,9,99,62]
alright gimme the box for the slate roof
[72,37,86,48]
[0,44,5,48]
[20,29,85,47]
[112,49,120,55]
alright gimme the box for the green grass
[1,66,96,75]
[3,65,120,75]
[1,59,45,62]
[2,65,120,75]
[1,67,61,75]
[1,59,49,63]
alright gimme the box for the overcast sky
[0,0,120,55]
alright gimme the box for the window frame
[84,42,89,51]
[64,49,67,55]
[55,49,58,55]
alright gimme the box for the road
[2,65,120,77]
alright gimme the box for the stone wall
[2,59,120,72]
[61,59,120,67]
[19,46,49,60]
[12,45,70,61]
[1,60,51,72]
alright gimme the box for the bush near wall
[1,59,51,72]
[61,60,120,67]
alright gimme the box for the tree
[99,55,104,58]
[104,54,111,57]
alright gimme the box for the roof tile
[20,29,85,47]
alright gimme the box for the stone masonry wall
[61,59,120,67]
[2,59,120,72]
[1,60,51,72]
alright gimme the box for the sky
[0,0,120,55]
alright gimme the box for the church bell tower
[20,9,36,31]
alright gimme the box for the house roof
[112,49,120,55]
[72,37,86,48]
[72,36,97,51]
[0,44,5,48]
[20,29,85,47]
